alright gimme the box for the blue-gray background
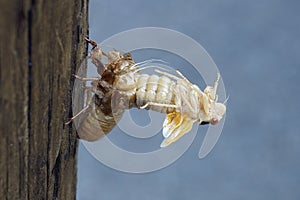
[77,0,300,199]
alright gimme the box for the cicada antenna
[223,95,230,104]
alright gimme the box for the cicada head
[200,95,226,125]
[209,102,226,125]
[200,73,226,125]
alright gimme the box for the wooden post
[0,0,88,199]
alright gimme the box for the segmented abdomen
[77,105,123,141]
[135,74,176,113]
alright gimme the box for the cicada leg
[85,37,106,74]
[65,86,93,125]
[154,69,181,81]
[175,70,190,83]
[212,73,220,101]
[204,73,220,100]
[73,74,99,81]
[140,102,179,109]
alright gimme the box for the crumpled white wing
[161,112,194,147]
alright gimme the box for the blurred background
[77,0,300,199]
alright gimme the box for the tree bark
[0,0,88,199]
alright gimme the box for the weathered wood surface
[0,0,88,199]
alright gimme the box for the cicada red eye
[210,118,219,125]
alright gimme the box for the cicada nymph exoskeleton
[68,38,226,147]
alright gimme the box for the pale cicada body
[133,74,176,113]
[69,38,226,147]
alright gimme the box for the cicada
[67,38,226,147]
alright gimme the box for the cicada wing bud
[161,112,194,147]
[162,112,181,138]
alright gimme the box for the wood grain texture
[0,0,88,199]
